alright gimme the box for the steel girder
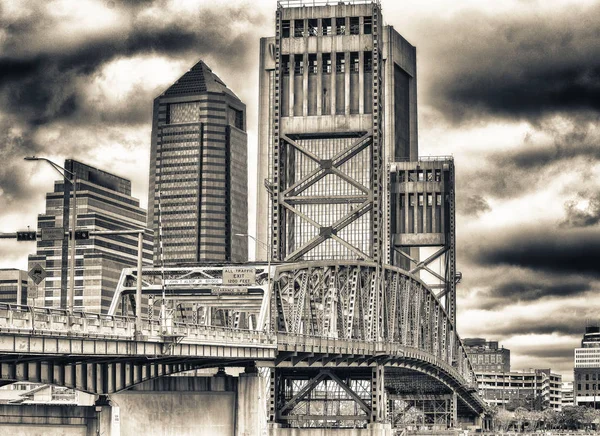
[0,357,246,394]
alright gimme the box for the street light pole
[235,233,271,333]
[25,157,77,314]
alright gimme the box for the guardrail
[0,303,275,347]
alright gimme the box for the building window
[434,169,442,182]
[308,54,317,74]
[436,194,442,206]
[336,18,345,35]
[282,20,290,38]
[294,20,304,37]
[418,194,424,207]
[336,53,345,73]
[282,55,290,75]
[364,52,372,73]
[322,18,332,36]
[322,53,331,73]
[350,17,360,35]
[364,16,372,34]
[427,194,433,206]
[307,19,318,36]
[294,58,304,74]
[350,52,359,73]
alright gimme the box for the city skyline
[0,0,599,380]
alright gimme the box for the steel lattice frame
[270,5,385,264]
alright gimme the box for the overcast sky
[1,0,599,381]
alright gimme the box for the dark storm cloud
[0,2,266,126]
[468,303,592,337]
[423,3,600,122]
[456,119,600,200]
[520,346,576,361]
[0,119,44,204]
[457,194,491,217]
[476,276,593,311]
[474,228,600,277]
[561,191,600,228]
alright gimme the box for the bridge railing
[0,303,137,336]
[0,303,275,347]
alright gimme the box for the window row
[282,16,372,38]
[282,52,372,75]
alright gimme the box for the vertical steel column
[371,365,386,423]
[69,174,77,313]
[272,7,283,261]
[135,231,143,334]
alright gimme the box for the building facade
[574,325,600,408]
[476,369,562,410]
[256,0,418,262]
[0,269,28,305]
[464,338,511,373]
[28,160,152,313]
[148,60,248,266]
[562,381,574,408]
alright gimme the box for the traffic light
[16,231,37,241]
[74,230,90,240]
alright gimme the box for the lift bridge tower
[256,0,418,264]
[252,0,466,430]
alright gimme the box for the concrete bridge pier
[236,366,264,436]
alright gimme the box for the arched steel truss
[271,262,473,382]
[270,261,485,423]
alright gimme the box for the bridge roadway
[0,303,486,418]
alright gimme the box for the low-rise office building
[476,369,562,410]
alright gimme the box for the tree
[492,408,514,432]
[514,407,528,432]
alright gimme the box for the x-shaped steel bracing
[279,132,373,261]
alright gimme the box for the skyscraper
[28,160,152,313]
[148,60,248,266]
[574,324,600,408]
[256,0,418,262]
[0,269,28,305]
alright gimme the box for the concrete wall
[113,391,236,436]
[0,404,96,436]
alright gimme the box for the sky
[1,0,599,381]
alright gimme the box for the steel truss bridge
[0,261,487,430]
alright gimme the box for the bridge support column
[236,365,263,436]
[95,395,120,436]
[371,365,386,423]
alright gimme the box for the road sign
[41,227,65,241]
[211,287,249,296]
[28,263,48,285]
[164,278,221,286]
[223,267,255,286]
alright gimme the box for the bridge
[0,261,488,433]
